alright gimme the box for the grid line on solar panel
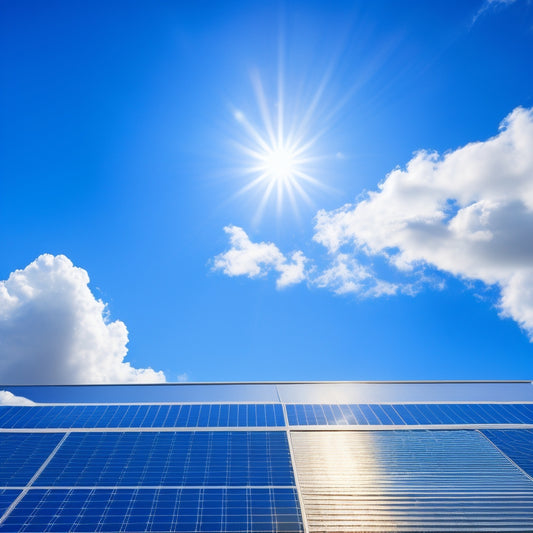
[34,431,296,488]
[0,433,64,487]
[0,404,286,429]
[285,403,533,425]
[0,488,303,532]
[481,429,533,478]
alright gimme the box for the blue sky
[1,0,532,384]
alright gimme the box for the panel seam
[476,429,533,483]
[282,404,309,533]
[0,431,70,526]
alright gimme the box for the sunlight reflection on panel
[290,430,533,532]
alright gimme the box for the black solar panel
[285,403,533,425]
[0,488,303,532]
[0,404,285,429]
[0,433,63,487]
[35,431,295,487]
[481,429,533,477]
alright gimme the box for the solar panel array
[0,394,532,532]
[286,402,533,426]
[35,432,294,487]
[1,488,302,533]
[1,403,531,429]
[0,404,285,429]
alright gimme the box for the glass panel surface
[0,488,303,532]
[284,403,533,425]
[4,381,532,405]
[290,430,533,532]
[0,404,285,428]
[0,433,63,487]
[0,490,19,517]
[278,381,533,403]
[482,429,533,477]
[1,384,281,404]
[35,431,295,487]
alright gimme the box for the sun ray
[252,178,278,226]
[251,70,277,148]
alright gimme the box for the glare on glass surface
[290,430,533,532]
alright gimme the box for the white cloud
[0,390,35,406]
[313,107,533,338]
[213,225,307,289]
[214,107,533,340]
[0,254,166,384]
[315,253,400,297]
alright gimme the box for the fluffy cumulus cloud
[314,107,533,338]
[0,254,166,384]
[213,225,307,289]
[214,106,533,340]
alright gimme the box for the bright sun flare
[231,73,327,223]
[261,146,297,182]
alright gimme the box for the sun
[230,73,327,223]
[262,145,296,182]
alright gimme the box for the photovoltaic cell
[285,403,533,425]
[35,431,295,487]
[481,429,533,477]
[0,404,285,429]
[0,490,20,517]
[0,433,63,487]
[0,488,303,532]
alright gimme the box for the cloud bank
[215,107,533,339]
[0,254,166,384]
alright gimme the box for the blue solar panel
[0,489,19,517]
[0,404,285,429]
[482,429,533,477]
[0,488,303,532]
[4,403,530,428]
[285,403,533,425]
[35,431,295,487]
[0,433,63,487]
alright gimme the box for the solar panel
[290,429,533,532]
[0,383,531,532]
[0,488,303,532]
[285,403,533,425]
[34,431,295,487]
[481,429,533,477]
[0,433,63,487]
[0,404,285,429]
[0,490,19,517]
[3,403,531,429]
